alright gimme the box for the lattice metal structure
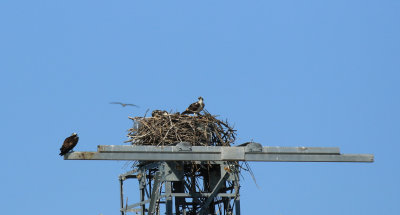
[65,142,373,215]
[118,161,240,215]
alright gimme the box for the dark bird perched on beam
[59,133,79,156]
[182,97,205,116]
[110,102,139,108]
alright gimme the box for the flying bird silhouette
[110,102,139,108]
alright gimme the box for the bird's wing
[187,102,200,111]
[64,136,78,148]
[110,102,139,107]
[72,136,79,148]
[124,104,139,107]
[61,136,73,151]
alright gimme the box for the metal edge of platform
[97,145,341,154]
[64,150,374,162]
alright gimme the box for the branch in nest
[126,111,236,146]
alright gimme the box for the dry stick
[142,120,158,145]
[168,115,182,143]
[188,121,197,145]
[159,123,174,146]
[212,125,226,146]
[127,111,236,146]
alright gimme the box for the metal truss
[119,161,240,215]
[64,142,373,215]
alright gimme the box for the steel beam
[165,182,172,215]
[65,151,373,162]
[125,195,167,210]
[66,143,373,215]
[64,144,373,162]
[149,172,162,215]
[119,178,124,215]
[170,193,237,198]
[97,145,340,154]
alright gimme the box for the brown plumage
[59,133,79,156]
[182,97,205,115]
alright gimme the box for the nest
[126,110,236,146]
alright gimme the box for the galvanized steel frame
[65,142,374,215]
[119,161,240,215]
[64,143,374,162]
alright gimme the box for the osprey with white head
[182,97,205,116]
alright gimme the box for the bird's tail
[181,110,191,115]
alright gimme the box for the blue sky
[1,0,399,214]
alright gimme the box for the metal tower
[65,142,373,215]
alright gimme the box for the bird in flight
[110,102,139,108]
[182,97,205,116]
[59,133,79,156]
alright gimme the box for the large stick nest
[126,110,236,146]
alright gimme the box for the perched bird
[59,133,79,156]
[110,102,139,108]
[182,97,205,116]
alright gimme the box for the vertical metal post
[173,181,185,215]
[119,178,124,215]
[191,174,197,213]
[139,172,146,215]
[140,189,145,215]
[234,179,240,215]
[165,181,173,215]
[224,197,230,214]
[235,198,241,215]
[149,172,162,215]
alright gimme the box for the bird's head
[71,132,78,136]
[198,96,203,101]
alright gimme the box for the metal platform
[64,142,374,162]
[64,142,373,215]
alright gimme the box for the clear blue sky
[1,0,399,214]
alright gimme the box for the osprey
[182,97,205,115]
[59,133,79,156]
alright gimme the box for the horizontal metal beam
[65,151,220,161]
[170,193,237,198]
[245,154,373,162]
[64,149,373,163]
[125,195,167,210]
[98,145,341,154]
[122,193,237,212]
